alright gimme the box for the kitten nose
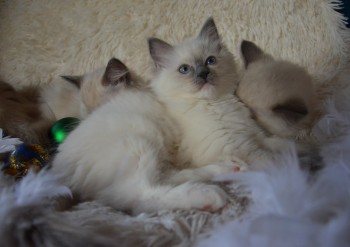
[196,67,210,81]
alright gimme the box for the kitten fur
[51,57,237,214]
[0,81,54,147]
[148,18,289,170]
[236,40,320,146]
[40,78,81,120]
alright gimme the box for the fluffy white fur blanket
[0,0,350,246]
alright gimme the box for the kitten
[148,18,289,170]
[236,40,319,144]
[0,81,54,147]
[2,58,127,148]
[40,58,142,120]
[51,57,235,214]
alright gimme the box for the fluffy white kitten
[148,18,289,170]
[51,58,237,214]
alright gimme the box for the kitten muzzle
[195,65,210,84]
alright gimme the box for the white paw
[205,161,247,177]
[229,157,249,171]
[186,183,228,212]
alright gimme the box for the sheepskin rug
[1,0,350,246]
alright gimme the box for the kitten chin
[236,40,321,145]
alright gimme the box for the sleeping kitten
[0,81,54,147]
[236,40,322,170]
[51,57,236,214]
[236,40,320,145]
[148,18,289,170]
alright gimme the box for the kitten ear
[198,17,221,45]
[102,58,130,86]
[148,38,174,69]
[60,75,82,88]
[272,98,309,123]
[241,40,265,68]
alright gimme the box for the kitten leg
[166,161,243,184]
[55,136,229,214]
[134,182,228,214]
[94,146,228,214]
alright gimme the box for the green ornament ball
[50,117,80,144]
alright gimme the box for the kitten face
[237,40,319,139]
[148,18,237,100]
[62,58,142,115]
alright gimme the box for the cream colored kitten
[236,40,320,151]
[51,57,238,214]
[41,59,141,120]
[148,18,289,170]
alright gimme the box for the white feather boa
[0,129,22,154]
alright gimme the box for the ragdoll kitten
[236,40,320,153]
[40,58,141,120]
[51,57,236,214]
[148,18,289,171]
[0,81,54,147]
[5,59,124,147]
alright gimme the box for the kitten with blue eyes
[148,18,289,171]
[51,57,240,214]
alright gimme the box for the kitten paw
[229,157,249,171]
[203,161,246,178]
[186,183,228,212]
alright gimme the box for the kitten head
[61,58,142,116]
[148,18,237,101]
[237,40,319,140]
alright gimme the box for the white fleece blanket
[0,1,350,247]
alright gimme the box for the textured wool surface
[0,0,349,89]
[1,1,350,247]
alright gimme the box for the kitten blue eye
[206,56,216,65]
[178,65,191,74]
